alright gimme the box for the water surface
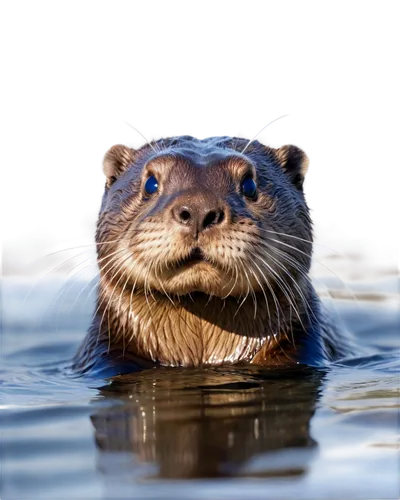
[1,275,399,499]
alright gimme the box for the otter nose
[172,201,225,234]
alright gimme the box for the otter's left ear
[275,145,309,190]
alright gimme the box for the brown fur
[74,136,333,373]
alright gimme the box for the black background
[0,110,399,254]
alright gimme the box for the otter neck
[96,282,307,367]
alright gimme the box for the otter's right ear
[275,145,309,190]
[103,145,136,187]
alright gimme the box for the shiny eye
[241,176,257,199]
[144,175,159,195]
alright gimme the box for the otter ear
[103,145,136,187]
[275,145,309,190]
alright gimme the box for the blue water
[1,275,399,499]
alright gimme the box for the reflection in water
[91,366,324,480]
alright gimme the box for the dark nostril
[179,209,191,223]
[202,209,225,229]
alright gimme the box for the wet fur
[74,136,347,374]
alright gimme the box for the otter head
[96,136,312,299]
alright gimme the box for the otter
[74,136,350,375]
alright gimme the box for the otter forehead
[146,136,254,169]
[144,152,255,192]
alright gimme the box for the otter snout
[170,193,226,236]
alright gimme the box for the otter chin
[138,245,253,297]
[73,136,351,374]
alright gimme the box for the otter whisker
[241,114,289,154]
[257,252,305,342]
[96,252,133,352]
[246,262,272,327]
[126,270,141,352]
[322,286,337,310]
[256,252,308,347]
[84,247,131,312]
[258,226,354,263]
[124,122,157,154]
[40,228,146,259]
[261,246,316,327]
[152,248,163,282]
[252,250,305,333]
[114,267,132,353]
[39,257,93,328]
[37,246,96,265]
[154,263,176,308]
[146,266,157,304]
[233,259,252,316]
[266,237,360,307]
[276,338,297,365]
[252,254,286,337]
[73,247,130,308]
[249,259,278,334]
[142,261,154,311]
[43,256,97,321]
[93,250,132,324]
[39,261,94,339]
[232,261,247,306]
[285,303,296,348]
[267,245,311,280]
[83,249,133,312]
[146,258,159,303]
[238,259,258,320]
[205,293,214,307]
[23,248,94,307]
[221,261,240,299]
[269,246,318,332]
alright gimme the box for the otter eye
[144,175,159,195]
[241,177,257,199]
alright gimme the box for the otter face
[96,137,312,298]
